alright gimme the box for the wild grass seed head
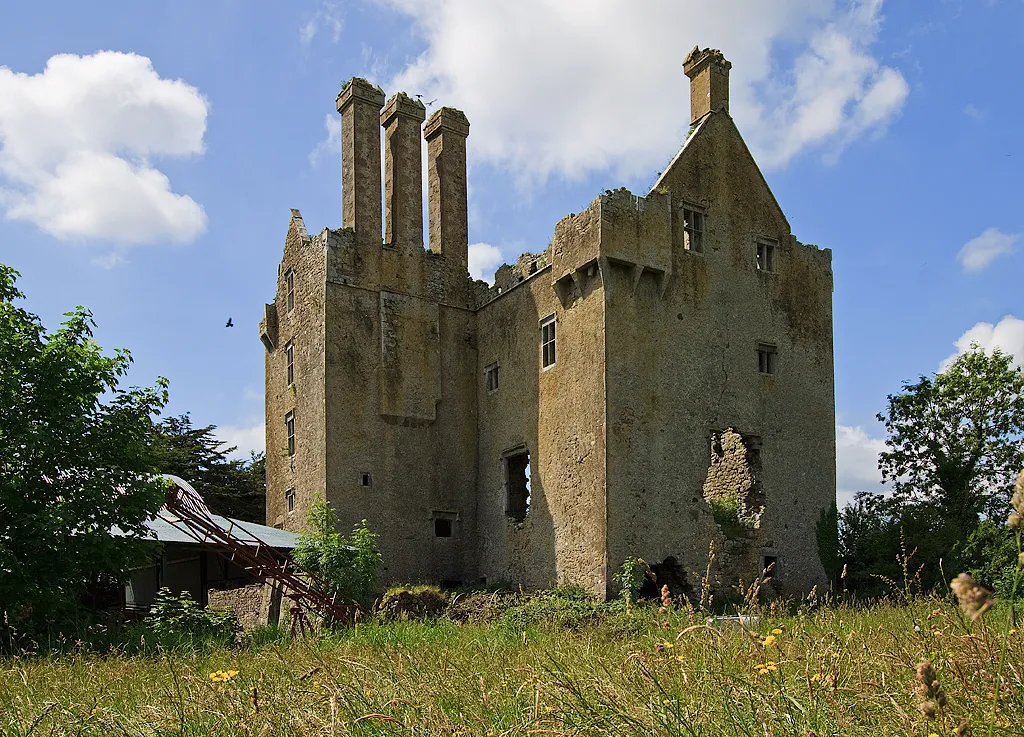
[915,660,947,719]
[950,573,993,621]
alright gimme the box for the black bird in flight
[225,318,234,328]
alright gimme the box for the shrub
[146,588,239,647]
[292,502,382,608]
[378,585,449,621]
[613,557,651,609]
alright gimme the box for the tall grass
[1,595,1021,736]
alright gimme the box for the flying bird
[225,318,234,328]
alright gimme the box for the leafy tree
[840,347,1024,596]
[878,347,1024,534]
[0,265,168,628]
[150,414,266,523]
[292,501,382,608]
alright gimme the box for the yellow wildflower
[762,634,776,647]
[771,628,783,635]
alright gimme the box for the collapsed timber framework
[260,47,837,599]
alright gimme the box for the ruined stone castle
[260,48,836,598]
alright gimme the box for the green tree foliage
[877,347,1024,532]
[841,347,1024,595]
[815,502,841,584]
[0,265,168,626]
[291,501,382,608]
[149,414,266,523]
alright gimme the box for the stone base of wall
[207,583,284,631]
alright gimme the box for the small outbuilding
[123,509,299,611]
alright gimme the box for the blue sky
[1,0,1021,506]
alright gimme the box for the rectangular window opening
[485,362,500,393]
[761,555,778,579]
[285,488,295,514]
[757,343,778,375]
[683,207,705,253]
[434,518,453,538]
[285,269,295,312]
[360,472,372,488]
[285,411,295,456]
[756,240,776,272]
[540,315,556,369]
[285,341,294,387]
[504,449,532,522]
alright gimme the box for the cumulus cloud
[309,114,341,166]
[0,52,208,245]
[468,242,504,283]
[300,2,344,46]
[215,421,265,460]
[374,0,906,183]
[941,315,1024,371]
[836,422,888,508]
[957,227,1017,273]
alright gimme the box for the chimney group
[336,78,470,267]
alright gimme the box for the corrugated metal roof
[141,509,299,549]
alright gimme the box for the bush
[146,588,239,648]
[292,502,382,608]
[499,587,620,631]
[378,585,449,621]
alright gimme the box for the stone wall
[207,584,282,631]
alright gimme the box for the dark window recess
[285,411,296,456]
[761,555,778,579]
[434,518,453,537]
[360,472,372,488]
[285,342,294,386]
[682,208,705,252]
[757,344,778,375]
[485,362,499,392]
[756,240,776,272]
[286,488,295,513]
[540,317,556,369]
[505,450,531,522]
[285,269,295,312]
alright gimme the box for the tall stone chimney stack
[424,107,470,268]
[336,78,385,245]
[683,47,731,124]
[381,92,427,250]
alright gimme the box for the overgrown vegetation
[0,264,168,639]
[291,501,382,608]
[841,347,1024,596]
[147,588,240,648]
[2,587,1021,735]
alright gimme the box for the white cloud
[374,0,906,183]
[215,421,265,461]
[957,227,1017,273]
[300,3,344,46]
[468,242,503,282]
[309,114,341,167]
[0,51,208,246]
[963,103,985,120]
[941,315,1024,372]
[836,422,888,508]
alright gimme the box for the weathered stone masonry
[260,48,837,598]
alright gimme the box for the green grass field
[2,593,1021,736]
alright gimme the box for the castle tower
[381,93,427,251]
[424,108,470,267]
[336,78,385,245]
